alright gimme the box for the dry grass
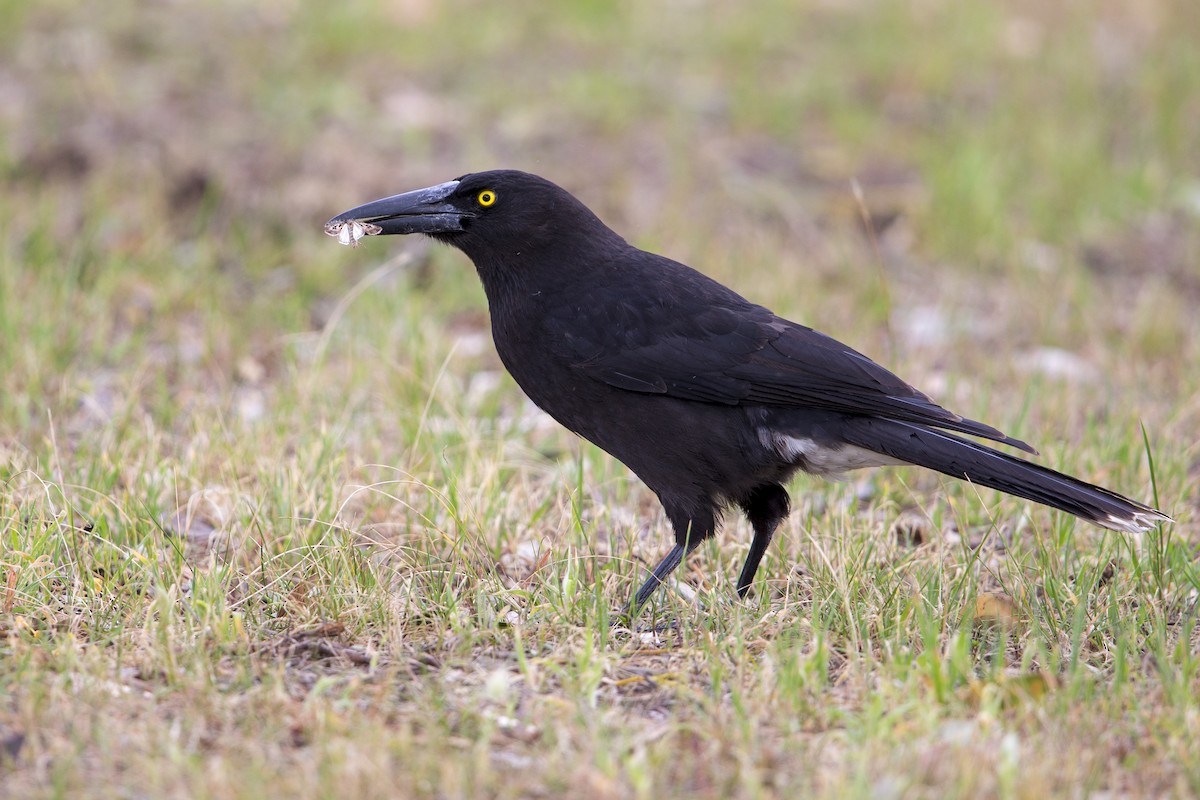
[2,0,1198,797]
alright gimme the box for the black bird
[327,170,1170,612]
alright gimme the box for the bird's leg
[735,484,791,598]
[622,507,717,619]
[630,542,689,612]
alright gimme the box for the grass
[2,0,1198,797]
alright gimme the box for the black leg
[735,484,791,598]
[623,504,717,617]
[630,542,689,611]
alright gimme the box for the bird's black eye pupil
[478,190,496,207]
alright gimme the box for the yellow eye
[477,190,496,207]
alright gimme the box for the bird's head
[326,170,625,271]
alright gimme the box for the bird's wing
[549,284,1035,452]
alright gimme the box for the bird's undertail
[840,418,1170,533]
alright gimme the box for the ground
[1,0,1198,797]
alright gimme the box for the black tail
[840,418,1170,533]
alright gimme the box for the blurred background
[3,0,1197,440]
[2,1,1199,796]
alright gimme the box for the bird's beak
[325,180,467,236]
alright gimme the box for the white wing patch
[760,430,903,477]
